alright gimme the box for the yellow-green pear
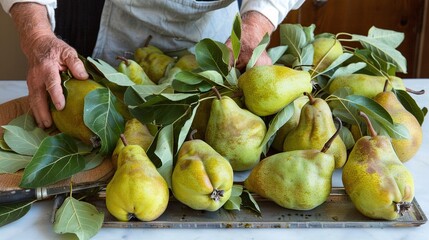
[205,90,267,171]
[134,45,175,83]
[283,93,347,168]
[238,65,312,117]
[111,118,154,168]
[51,79,103,146]
[342,112,414,220]
[117,56,155,86]
[373,90,422,162]
[327,74,406,98]
[106,135,169,221]
[245,126,340,210]
[171,138,233,211]
[312,37,343,74]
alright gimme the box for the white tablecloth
[1,79,428,240]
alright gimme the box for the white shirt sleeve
[0,0,57,30]
[240,0,306,27]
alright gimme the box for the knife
[0,181,107,205]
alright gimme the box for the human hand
[225,11,275,69]
[10,3,88,128]
[25,35,89,128]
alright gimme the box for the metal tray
[86,188,427,228]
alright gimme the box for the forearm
[240,0,306,27]
[10,3,56,61]
[241,11,275,38]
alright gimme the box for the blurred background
[1,0,428,80]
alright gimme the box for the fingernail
[55,102,64,110]
[43,121,50,128]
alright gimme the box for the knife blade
[0,181,107,204]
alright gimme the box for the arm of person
[228,0,306,68]
[3,1,88,128]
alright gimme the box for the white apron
[92,0,238,65]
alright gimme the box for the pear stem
[211,86,222,100]
[120,134,128,146]
[321,117,342,153]
[116,56,130,66]
[359,111,377,137]
[406,87,425,95]
[188,129,197,141]
[304,92,316,105]
[382,79,389,92]
[143,35,153,48]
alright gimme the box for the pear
[111,118,154,168]
[205,89,267,171]
[373,88,422,162]
[327,74,406,98]
[271,95,309,152]
[106,135,169,221]
[171,138,233,211]
[312,37,343,75]
[134,45,175,83]
[283,93,347,168]
[51,79,103,147]
[117,56,155,86]
[238,65,312,116]
[174,54,199,71]
[244,123,340,210]
[342,112,414,220]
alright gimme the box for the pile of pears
[50,33,424,223]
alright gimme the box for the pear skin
[283,94,347,168]
[373,91,422,162]
[171,139,233,211]
[111,118,154,168]
[106,144,169,221]
[244,149,335,210]
[51,79,102,146]
[328,74,406,98]
[238,65,312,116]
[342,112,414,220]
[205,95,267,171]
[312,37,343,75]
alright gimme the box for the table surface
[1,79,428,240]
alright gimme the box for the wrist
[241,11,275,37]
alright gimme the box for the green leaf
[83,152,105,171]
[7,113,37,130]
[241,190,261,216]
[246,33,270,70]
[261,103,295,155]
[0,201,33,227]
[0,150,32,173]
[339,126,356,150]
[19,134,86,188]
[84,88,125,156]
[279,24,308,64]
[315,52,353,77]
[267,45,288,64]
[195,39,230,77]
[351,34,407,73]
[394,89,426,125]
[331,62,367,79]
[368,26,404,49]
[175,102,199,154]
[2,125,49,156]
[87,57,135,86]
[231,13,242,64]
[124,83,172,106]
[172,70,226,93]
[54,196,104,240]
[130,94,199,126]
[223,185,243,211]
[225,67,240,87]
[146,125,174,187]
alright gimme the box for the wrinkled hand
[10,3,88,128]
[225,11,275,69]
[25,35,88,128]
